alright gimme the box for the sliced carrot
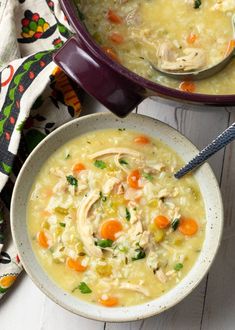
[100,219,122,241]
[98,296,119,307]
[73,162,86,173]
[102,46,120,62]
[187,33,197,44]
[127,169,140,189]
[37,230,49,249]
[66,257,87,272]
[224,39,235,57]
[154,215,170,229]
[109,32,124,44]
[40,210,51,217]
[134,135,150,144]
[178,218,198,236]
[179,81,196,93]
[107,9,123,24]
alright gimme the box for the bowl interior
[11,113,223,322]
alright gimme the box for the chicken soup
[76,0,235,94]
[27,129,205,307]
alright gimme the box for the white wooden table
[0,96,234,330]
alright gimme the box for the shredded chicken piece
[158,42,207,72]
[211,0,235,11]
[157,41,177,62]
[114,154,129,174]
[50,167,66,178]
[128,218,143,238]
[124,187,142,201]
[144,163,165,174]
[157,188,171,199]
[89,148,142,159]
[77,190,102,258]
[125,7,141,26]
[119,282,150,296]
[116,182,125,195]
[139,231,150,248]
[156,268,167,284]
[166,270,176,277]
[103,177,120,195]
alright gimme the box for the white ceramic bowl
[11,113,223,322]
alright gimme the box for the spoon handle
[175,123,235,179]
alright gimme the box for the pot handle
[53,36,145,117]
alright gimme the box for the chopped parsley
[171,218,180,231]
[194,0,201,9]
[143,172,153,181]
[132,247,146,261]
[99,191,107,202]
[59,222,66,227]
[66,175,78,187]
[94,160,106,169]
[174,263,184,271]
[118,128,126,131]
[119,159,128,165]
[65,153,70,159]
[96,239,113,248]
[125,208,131,221]
[73,282,92,294]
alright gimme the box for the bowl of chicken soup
[11,113,223,321]
[53,0,235,117]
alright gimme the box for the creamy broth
[28,129,205,307]
[76,0,235,94]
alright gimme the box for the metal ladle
[151,15,235,81]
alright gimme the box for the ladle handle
[175,123,235,179]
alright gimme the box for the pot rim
[60,0,235,105]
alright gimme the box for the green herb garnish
[99,191,107,202]
[65,153,70,159]
[174,263,183,271]
[119,159,128,165]
[125,208,131,221]
[132,247,146,261]
[118,128,126,131]
[143,172,153,181]
[96,239,113,248]
[171,218,180,231]
[94,160,106,169]
[194,0,201,9]
[66,175,78,187]
[73,282,92,294]
[59,222,66,227]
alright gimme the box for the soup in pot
[27,129,205,307]
[76,0,235,95]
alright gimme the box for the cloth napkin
[0,0,83,298]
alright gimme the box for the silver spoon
[151,15,235,81]
[174,123,235,179]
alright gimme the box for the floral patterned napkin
[0,0,83,297]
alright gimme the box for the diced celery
[154,229,165,243]
[41,221,49,229]
[148,199,158,208]
[54,206,69,215]
[95,264,112,276]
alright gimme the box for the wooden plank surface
[0,97,233,330]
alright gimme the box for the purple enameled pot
[54,0,235,117]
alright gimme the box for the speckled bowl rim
[11,113,223,322]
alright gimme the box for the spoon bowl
[151,14,235,81]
